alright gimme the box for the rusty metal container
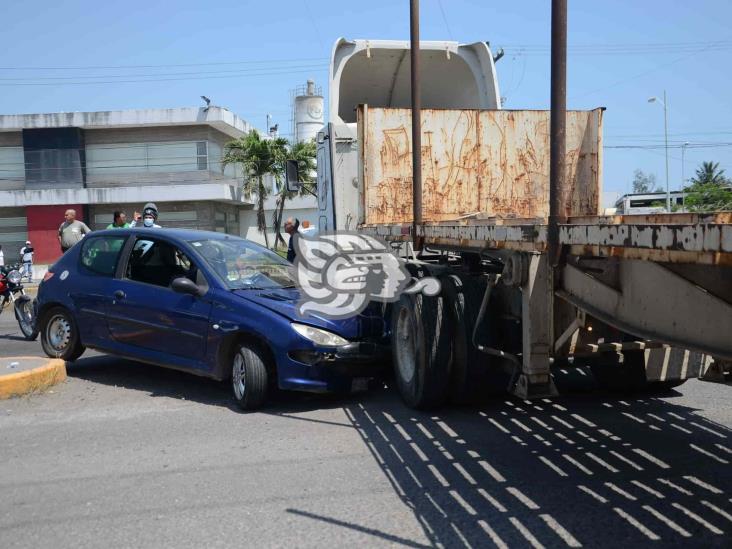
[358,106,603,224]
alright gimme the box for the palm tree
[690,161,727,186]
[223,130,288,248]
[272,139,317,250]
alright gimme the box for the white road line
[669,423,693,434]
[715,443,732,455]
[509,517,545,549]
[511,418,533,433]
[478,488,507,512]
[488,418,510,434]
[689,422,727,439]
[642,505,692,538]
[690,444,730,464]
[478,460,506,483]
[647,413,666,423]
[701,500,732,523]
[428,464,450,487]
[453,462,477,485]
[478,520,509,549]
[539,455,569,477]
[563,454,593,475]
[404,465,424,488]
[621,412,646,424]
[632,448,671,469]
[672,502,724,535]
[414,422,434,440]
[631,480,664,499]
[435,420,458,438]
[586,453,620,473]
[609,450,644,471]
[506,486,540,510]
[530,417,554,430]
[539,514,582,547]
[578,485,607,504]
[409,442,429,462]
[552,415,575,429]
[658,478,693,496]
[605,482,637,501]
[683,476,723,494]
[571,414,597,428]
[393,423,412,441]
[449,489,477,515]
[613,507,661,541]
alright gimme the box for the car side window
[126,238,203,289]
[79,236,127,277]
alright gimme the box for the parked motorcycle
[0,263,37,340]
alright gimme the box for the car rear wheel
[40,306,85,361]
[231,343,269,411]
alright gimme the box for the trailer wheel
[441,274,508,403]
[391,291,451,409]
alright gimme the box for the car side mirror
[285,159,301,193]
[171,277,203,296]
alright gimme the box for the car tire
[14,296,38,341]
[441,274,506,403]
[391,291,451,410]
[231,343,269,411]
[40,306,85,361]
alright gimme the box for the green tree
[683,161,732,212]
[631,169,662,194]
[271,139,317,250]
[223,130,288,248]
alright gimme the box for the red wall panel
[26,204,85,264]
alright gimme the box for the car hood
[232,288,383,339]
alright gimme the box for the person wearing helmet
[131,202,161,228]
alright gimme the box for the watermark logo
[292,232,440,319]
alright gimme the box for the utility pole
[410,0,422,249]
[663,90,670,211]
[548,0,567,266]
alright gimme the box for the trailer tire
[391,291,451,410]
[441,274,508,403]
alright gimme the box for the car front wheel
[40,306,85,361]
[231,343,269,411]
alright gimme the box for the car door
[106,236,212,362]
[71,234,129,345]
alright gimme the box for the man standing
[19,241,33,282]
[107,211,130,229]
[0,244,4,267]
[58,209,92,253]
[284,217,300,262]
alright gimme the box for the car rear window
[80,236,127,276]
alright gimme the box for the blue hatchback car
[36,229,388,410]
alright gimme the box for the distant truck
[312,38,732,407]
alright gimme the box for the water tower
[292,79,324,143]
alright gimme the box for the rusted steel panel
[360,106,602,224]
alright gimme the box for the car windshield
[189,237,294,290]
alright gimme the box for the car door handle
[114,290,126,300]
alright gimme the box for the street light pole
[681,141,689,209]
[648,92,671,211]
[662,90,670,211]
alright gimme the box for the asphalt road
[1,312,731,548]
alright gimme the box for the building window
[0,147,25,181]
[86,141,212,175]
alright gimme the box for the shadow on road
[292,390,732,548]
[65,354,370,413]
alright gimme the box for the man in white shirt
[19,241,34,282]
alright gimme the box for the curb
[0,357,66,399]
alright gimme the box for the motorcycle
[0,263,38,340]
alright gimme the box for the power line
[0,57,329,71]
[0,67,329,87]
[437,0,454,41]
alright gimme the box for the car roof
[90,228,241,242]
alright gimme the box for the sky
[2,0,731,206]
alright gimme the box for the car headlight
[7,270,21,284]
[291,323,349,347]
